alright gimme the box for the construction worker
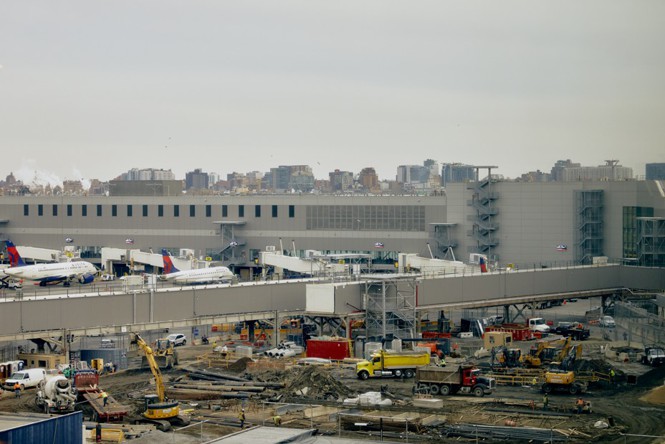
[273,415,282,427]
[99,390,109,407]
[542,393,549,411]
[95,422,102,443]
[609,368,616,384]
[13,382,21,398]
[238,408,245,428]
[576,397,584,414]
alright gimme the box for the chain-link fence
[614,301,665,346]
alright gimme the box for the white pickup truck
[527,317,551,333]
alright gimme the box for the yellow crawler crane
[132,333,189,431]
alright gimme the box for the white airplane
[3,240,99,287]
[160,249,234,284]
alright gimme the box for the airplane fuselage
[163,266,234,284]
[4,261,98,285]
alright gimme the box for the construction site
[1,294,665,443]
[0,231,664,443]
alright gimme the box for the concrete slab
[412,397,444,409]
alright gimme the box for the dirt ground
[2,341,665,443]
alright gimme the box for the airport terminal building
[0,179,664,274]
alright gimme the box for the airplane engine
[78,273,96,284]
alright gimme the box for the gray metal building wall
[0,181,664,269]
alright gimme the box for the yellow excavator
[524,337,572,368]
[132,333,189,431]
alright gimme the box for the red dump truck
[414,364,496,397]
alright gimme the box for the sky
[1,1,664,187]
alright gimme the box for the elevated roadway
[0,264,663,344]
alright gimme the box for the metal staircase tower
[468,166,499,263]
[636,217,665,267]
[574,190,604,264]
[214,221,246,265]
[430,223,458,261]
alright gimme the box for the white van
[3,368,46,390]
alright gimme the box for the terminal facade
[0,179,664,274]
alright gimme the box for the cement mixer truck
[35,375,77,413]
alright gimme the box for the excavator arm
[133,333,166,402]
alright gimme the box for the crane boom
[133,333,166,402]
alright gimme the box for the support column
[273,311,280,347]
[248,321,255,342]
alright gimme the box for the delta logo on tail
[479,256,488,273]
[6,240,26,267]
[161,249,180,274]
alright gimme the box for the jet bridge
[398,253,477,275]
[100,248,195,275]
[259,251,349,277]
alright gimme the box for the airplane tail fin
[162,249,180,274]
[479,256,488,273]
[5,240,26,267]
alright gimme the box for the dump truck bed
[416,365,462,384]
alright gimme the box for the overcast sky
[1,1,664,186]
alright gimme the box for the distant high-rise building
[185,168,209,190]
[561,160,633,181]
[63,180,84,194]
[441,163,476,186]
[519,170,550,182]
[227,172,248,191]
[121,168,175,181]
[646,163,665,180]
[246,171,263,191]
[358,167,379,192]
[550,159,581,182]
[329,169,354,192]
[270,165,314,192]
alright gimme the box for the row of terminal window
[24,204,295,218]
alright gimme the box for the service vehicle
[642,346,665,367]
[598,316,616,328]
[35,375,77,413]
[165,333,187,346]
[553,322,590,340]
[414,364,496,397]
[527,317,551,333]
[356,350,430,380]
[3,368,47,391]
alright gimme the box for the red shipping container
[306,339,351,361]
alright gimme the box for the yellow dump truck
[356,350,431,380]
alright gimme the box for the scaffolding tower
[575,190,604,264]
[636,217,665,267]
[363,275,417,341]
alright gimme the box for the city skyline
[2,157,650,191]
[1,2,664,185]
